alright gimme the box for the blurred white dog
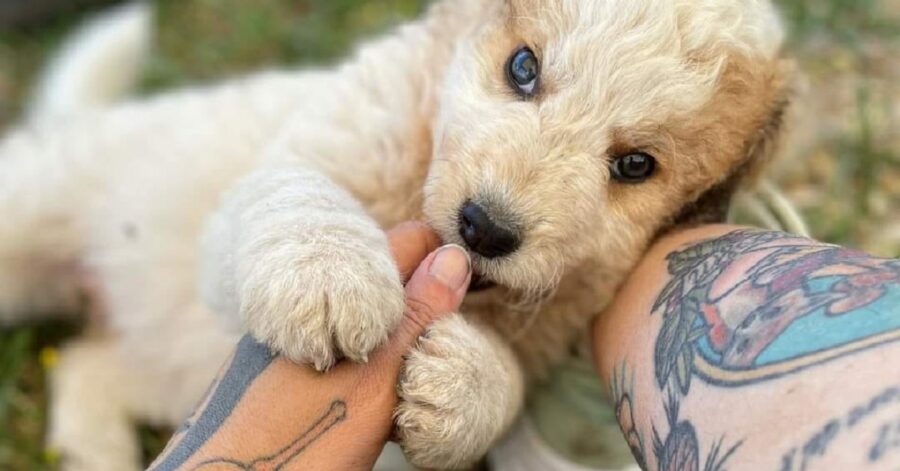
[0,0,792,469]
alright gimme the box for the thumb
[379,244,471,361]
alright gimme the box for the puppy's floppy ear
[674,60,796,226]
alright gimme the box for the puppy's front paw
[240,237,404,370]
[395,315,518,470]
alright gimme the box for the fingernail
[429,245,471,290]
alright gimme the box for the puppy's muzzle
[458,201,521,259]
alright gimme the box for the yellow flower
[40,347,59,370]
[43,447,61,465]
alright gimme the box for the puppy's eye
[507,47,539,97]
[610,153,657,183]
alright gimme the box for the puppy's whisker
[498,275,560,342]
[432,157,461,168]
[509,304,541,342]
[507,288,556,342]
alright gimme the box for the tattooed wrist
[187,400,347,471]
[150,336,349,471]
[152,336,276,471]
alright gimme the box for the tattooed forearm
[606,228,900,471]
[150,335,355,471]
[189,400,347,471]
[653,229,900,393]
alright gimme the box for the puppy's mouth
[469,271,498,293]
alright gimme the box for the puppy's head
[424,0,793,296]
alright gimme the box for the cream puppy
[0,0,792,469]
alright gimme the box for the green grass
[777,0,899,254]
[0,321,81,470]
[0,0,897,468]
[144,0,425,91]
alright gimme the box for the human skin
[594,225,900,471]
[150,222,900,471]
[149,222,472,471]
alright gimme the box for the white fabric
[374,443,416,471]
[490,419,641,471]
[372,419,640,471]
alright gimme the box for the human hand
[150,222,472,471]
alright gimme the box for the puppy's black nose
[458,201,521,258]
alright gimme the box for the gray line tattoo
[780,384,900,471]
[870,415,900,463]
[189,400,347,471]
[151,336,275,471]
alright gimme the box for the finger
[387,221,442,283]
[379,244,471,361]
